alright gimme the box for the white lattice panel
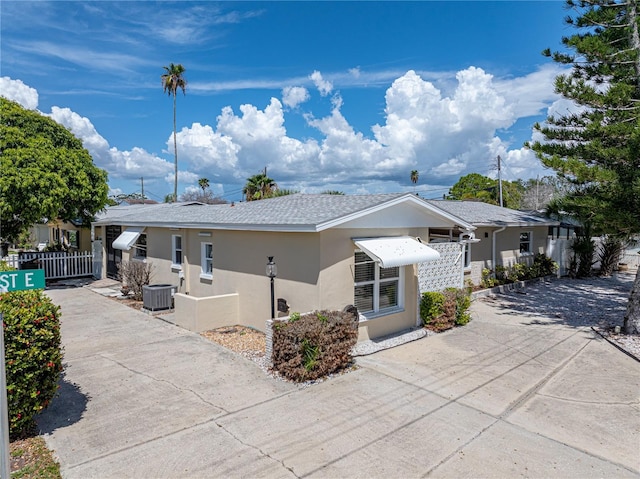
[418,242,463,293]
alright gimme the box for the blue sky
[1,1,570,202]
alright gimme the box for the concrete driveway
[40,284,639,478]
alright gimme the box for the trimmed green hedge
[420,287,472,331]
[1,278,63,437]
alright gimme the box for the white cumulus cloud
[309,70,333,96]
[281,86,309,108]
[175,98,320,182]
[0,77,39,109]
[49,107,173,180]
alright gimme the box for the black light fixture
[266,256,277,319]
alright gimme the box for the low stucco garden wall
[172,292,239,332]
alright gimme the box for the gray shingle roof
[94,193,434,231]
[427,200,559,227]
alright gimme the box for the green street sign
[0,270,46,292]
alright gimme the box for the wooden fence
[3,251,94,280]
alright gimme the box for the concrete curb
[471,275,558,300]
[591,326,640,363]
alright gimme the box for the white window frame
[133,233,147,260]
[200,242,213,280]
[519,231,533,255]
[354,250,404,318]
[171,234,183,269]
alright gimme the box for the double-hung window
[201,242,213,279]
[172,235,183,268]
[133,234,147,259]
[519,231,532,254]
[354,250,402,316]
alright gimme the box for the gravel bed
[478,272,640,360]
[200,326,358,387]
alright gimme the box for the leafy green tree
[0,98,109,242]
[242,172,278,201]
[161,63,187,203]
[447,173,523,209]
[526,0,640,333]
[321,190,345,195]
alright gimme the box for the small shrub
[117,260,154,301]
[494,265,508,282]
[529,253,558,278]
[571,225,596,278]
[271,309,358,382]
[454,288,472,325]
[420,287,472,331]
[420,292,445,324]
[1,290,63,438]
[598,236,623,276]
[509,262,530,281]
[481,268,497,288]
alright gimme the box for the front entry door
[106,226,122,279]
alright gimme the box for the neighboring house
[28,219,91,251]
[426,200,561,284]
[93,193,475,341]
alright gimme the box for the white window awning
[112,227,145,251]
[354,236,440,268]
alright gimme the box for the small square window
[520,231,532,254]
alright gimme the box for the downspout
[492,226,507,275]
[181,228,188,294]
[458,232,466,289]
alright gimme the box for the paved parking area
[39,281,640,478]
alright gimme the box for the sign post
[0,269,46,478]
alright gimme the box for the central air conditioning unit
[142,284,176,311]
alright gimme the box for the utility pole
[140,177,144,200]
[497,155,504,208]
[535,174,540,210]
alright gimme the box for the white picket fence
[2,251,94,280]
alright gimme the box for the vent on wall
[142,284,176,311]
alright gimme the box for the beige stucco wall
[172,292,239,332]
[317,227,428,340]
[95,221,444,340]
[140,226,431,339]
[466,225,550,284]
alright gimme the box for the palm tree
[410,170,419,192]
[243,172,278,201]
[198,177,210,194]
[161,63,187,202]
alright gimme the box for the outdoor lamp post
[266,256,277,319]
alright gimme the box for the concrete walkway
[39,286,640,478]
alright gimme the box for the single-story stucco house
[29,219,92,251]
[426,200,561,284]
[92,193,476,341]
